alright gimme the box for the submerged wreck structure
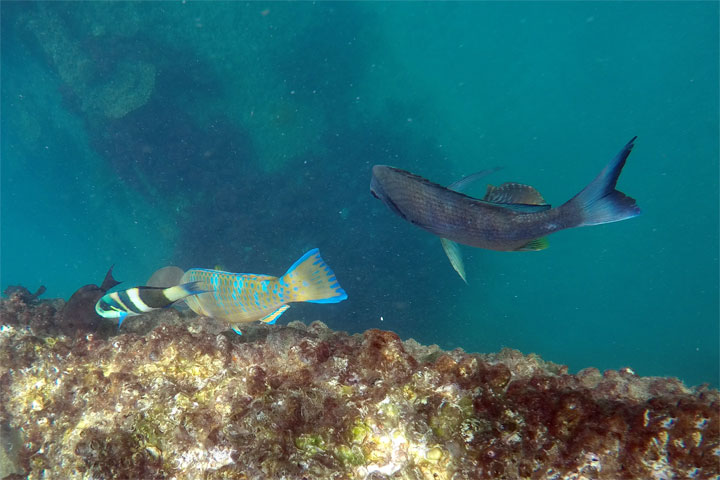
[0,292,718,479]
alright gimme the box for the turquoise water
[1,2,717,387]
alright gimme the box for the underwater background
[1,2,717,388]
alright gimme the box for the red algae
[0,296,718,479]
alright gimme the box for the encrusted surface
[1,295,718,479]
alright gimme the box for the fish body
[95,282,206,326]
[62,265,122,332]
[4,285,46,303]
[181,248,347,334]
[371,137,641,252]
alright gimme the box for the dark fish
[370,137,641,253]
[62,266,122,333]
[3,285,46,303]
[440,168,504,282]
[146,266,185,288]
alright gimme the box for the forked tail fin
[280,249,347,304]
[562,136,642,227]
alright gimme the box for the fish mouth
[370,167,393,204]
[369,167,385,200]
[370,166,407,220]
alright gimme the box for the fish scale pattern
[182,269,285,324]
[180,249,347,328]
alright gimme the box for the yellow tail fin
[280,249,347,304]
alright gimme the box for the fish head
[61,284,107,333]
[94,295,123,319]
[370,165,391,199]
[370,165,407,219]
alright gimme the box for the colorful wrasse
[181,249,347,334]
[95,282,206,326]
[371,137,641,259]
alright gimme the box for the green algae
[429,394,474,440]
[350,419,372,444]
[294,433,326,455]
[334,444,365,467]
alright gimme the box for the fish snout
[370,165,391,200]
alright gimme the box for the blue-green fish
[181,248,347,334]
[95,282,206,326]
[371,137,641,258]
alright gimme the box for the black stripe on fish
[136,286,177,308]
[118,290,143,314]
[97,299,114,313]
[108,292,130,312]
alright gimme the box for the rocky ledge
[0,295,718,479]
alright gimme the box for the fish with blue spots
[181,248,347,334]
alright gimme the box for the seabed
[0,293,718,480]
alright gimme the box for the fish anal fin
[260,305,290,325]
[440,238,467,283]
[484,183,548,206]
[516,237,550,251]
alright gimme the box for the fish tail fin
[162,281,208,302]
[280,249,347,304]
[562,136,641,227]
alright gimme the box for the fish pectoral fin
[440,238,467,284]
[484,183,549,206]
[260,305,290,325]
[516,237,550,251]
[231,326,243,335]
[448,167,503,193]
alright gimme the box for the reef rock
[23,7,155,120]
[0,297,717,479]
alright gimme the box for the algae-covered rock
[0,297,718,479]
[22,7,155,120]
[85,59,156,119]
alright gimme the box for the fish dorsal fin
[100,265,122,292]
[250,274,276,282]
[146,266,185,288]
[484,183,548,206]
